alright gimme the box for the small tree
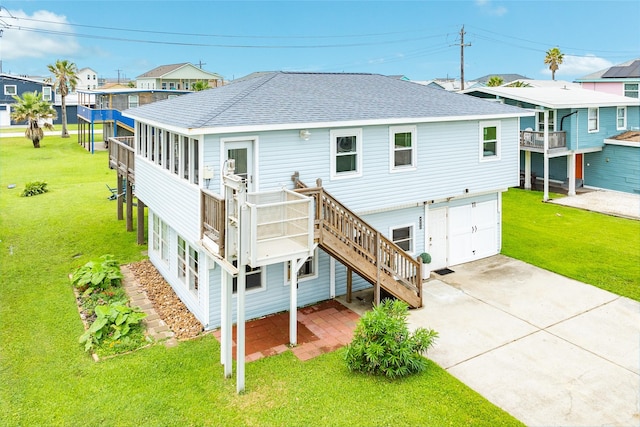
[10,91,57,148]
[344,299,438,378]
[192,80,210,91]
[47,59,78,138]
[486,76,504,87]
[544,47,564,81]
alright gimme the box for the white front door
[427,207,448,270]
[225,140,254,192]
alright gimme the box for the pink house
[575,58,640,98]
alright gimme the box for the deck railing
[108,136,136,178]
[201,189,226,253]
[520,130,567,149]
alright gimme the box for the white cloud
[1,9,80,60]
[541,54,613,78]
[475,0,507,16]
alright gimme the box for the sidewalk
[549,189,640,220]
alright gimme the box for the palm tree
[192,80,210,91]
[10,92,57,148]
[506,80,531,88]
[486,76,504,87]
[47,59,78,138]
[544,47,564,81]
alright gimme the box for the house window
[232,261,263,293]
[128,95,139,108]
[390,125,416,171]
[42,87,52,101]
[164,131,171,171]
[182,136,190,180]
[173,134,180,175]
[480,121,500,160]
[588,107,599,132]
[169,82,176,90]
[161,82,167,90]
[285,250,318,284]
[178,237,199,295]
[330,128,362,179]
[192,139,199,184]
[152,215,169,263]
[624,83,638,98]
[536,110,555,132]
[391,225,413,252]
[617,107,627,130]
[4,85,16,95]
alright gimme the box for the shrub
[344,299,438,378]
[71,255,123,297]
[79,301,147,352]
[21,181,48,197]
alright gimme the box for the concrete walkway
[407,255,640,427]
[549,189,640,220]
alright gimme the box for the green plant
[344,299,438,378]
[79,301,147,352]
[71,255,123,297]
[21,181,48,197]
[419,252,431,263]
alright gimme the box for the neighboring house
[76,88,190,152]
[474,73,531,86]
[0,73,53,126]
[464,83,640,196]
[413,78,479,91]
[77,67,99,90]
[114,71,532,334]
[136,63,224,90]
[575,58,640,98]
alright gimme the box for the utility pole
[197,60,206,69]
[116,69,122,84]
[458,25,471,90]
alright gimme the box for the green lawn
[0,136,522,426]
[1,123,103,133]
[502,189,640,301]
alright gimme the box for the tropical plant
[544,47,564,81]
[506,80,531,88]
[21,181,48,197]
[71,254,123,297]
[79,301,147,352]
[191,80,210,91]
[47,59,78,138]
[486,76,504,87]
[9,91,57,148]
[344,299,438,378]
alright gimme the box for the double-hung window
[390,125,416,171]
[330,128,362,179]
[536,110,555,132]
[617,107,627,130]
[42,87,52,101]
[152,215,169,263]
[588,107,599,132]
[178,237,199,296]
[128,95,139,108]
[391,225,413,252]
[624,83,638,98]
[479,121,500,161]
[285,250,318,285]
[232,261,263,293]
[4,85,16,95]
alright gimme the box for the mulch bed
[128,260,204,340]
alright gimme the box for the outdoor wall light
[299,129,311,141]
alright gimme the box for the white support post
[236,260,246,394]
[221,271,232,378]
[289,258,298,346]
[567,154,576,196]
[524,151,532,190]
[543,110,550,202]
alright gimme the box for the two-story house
[576,58,640,98]
[77,67,99,90]
[135,63,224,91]
[112,71,531,338]
[464,83,640,196]
[0,74,53,126]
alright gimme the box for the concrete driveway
[407,255,640,427]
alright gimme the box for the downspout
[560,110,578,131]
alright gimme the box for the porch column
[567,154,577,196]
[543,110,550,202]
[236,262,246,394]
[136,199,145,244]
[289,258,298,346]
[117,174,124,220]
[524,151,532,190]
[221,271,232,378]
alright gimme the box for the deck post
[117,174,124,220]
[346,267,352,303]
[136,199,145,244]
[126,180,133,231]
[289,258,298,346]
[524,151,532,190]
[567,154,577,196]
[236,261,246,393]
[543,109,550,202]
[221,272,232,378]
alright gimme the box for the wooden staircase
[293,177,422,308]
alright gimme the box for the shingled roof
[124,72,531,132]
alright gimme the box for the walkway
[549,189,640,220]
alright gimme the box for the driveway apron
[408,255,640,427]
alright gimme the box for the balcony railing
[201,190,226,254]
[108,136,135,179]
[520,130,567,149]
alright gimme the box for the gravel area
[128,260,204,340]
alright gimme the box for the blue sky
[1,0,639,82]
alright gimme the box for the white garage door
[449,200,498,266]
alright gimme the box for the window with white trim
[391,225,413,252]
[152,215,169,263]
[285,250,318,285]
[479,121,500,160]
[128,95,139,108]
[390,125,416,171]
[330,128,362,178]
[617,107,627,130]
[4,85,16,95]
[536,110,555,132]
[42,87,52,101]
[624,83,638,98]
[178,236,199,296]
[588,107,599,132]
[232,261,263,293]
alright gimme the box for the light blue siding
[585,144,640,194]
